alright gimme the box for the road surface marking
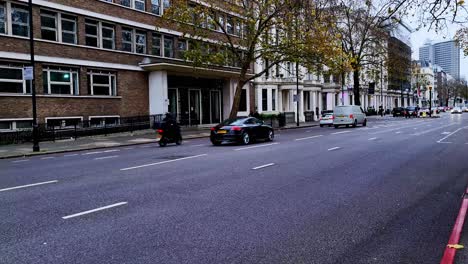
[437,126,468,143]
[0,180,58,192]
[413,123,457,136]
[94,155,119,160]
[234,143,279,151]
[328,147,341,151]
[368,137,378,141]
[331,131,352,135]
[64,154,78,157]
[140,145,152,148]
[41,157,55,160]
[11,160,29,163]
[413,128,418,129]
[123,147,134,150]
[62,202,128,220]
[82,151,103,156]
[396,131,402,134]
[369,121,426,135]
[252,163,275,170]
[192,144,205,147]
[295,135,323,141]
[120,154,207,171]
[442,132,451,135]
[103,149,120,153]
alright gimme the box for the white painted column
[278,89,283,113]
[149,71,168,116]
[318,91,323,111]
[326,92,333,110]
[299,90,305,121]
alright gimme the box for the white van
[333,105,367,128]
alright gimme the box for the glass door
[210,90,221,124]
[189,89,201,125]
[168,88,178,118]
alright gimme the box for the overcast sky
[409,21,467,80]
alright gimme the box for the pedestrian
[253,108,260,119]
[379,105,383,117]
[315,107,320,121]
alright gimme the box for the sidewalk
[0,121,319,159]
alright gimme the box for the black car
[392,107,406,117]
[210,117,274,145]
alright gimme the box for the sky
[409,20,467,80]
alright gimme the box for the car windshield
[407,107,416,110]
[221,118,247,126]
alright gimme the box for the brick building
[0,0,251,131]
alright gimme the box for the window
[207,13,216,30]
[85,20,115,49]
[0,2,5,34]
[164,36,174,58]
[40,10,57,41]
[40,11,77,44]
[0,66,30,94]
[272,89,276,111]
[120,0,145,11]
[151,33,161,56]
[218,14,225,32]
[120,0,130,7]
[89,116,120,127]
[0,119,32,131]
[46,117,82,129]
[151,0,160,15]
[177,39,187,59]
[234,21,241,36]
[262,89,268,111]
[87,71,116,96]
[135,30,146,54]
[239,89,247,112]
[122,27,133,52]
[226,16,234,34]
[43,68,79,95]
[11,4,29,37]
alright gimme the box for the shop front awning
[140,62,253,79]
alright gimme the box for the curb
[1,124,319,160]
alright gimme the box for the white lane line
[0,180,58,192]
[252,163,275,170]
[94,155,119,160]
[369,121,426,135]
[62,202,128,220]
[331,130,352,135]
[192,144,205,147]
[123,147,134,150]
[437,126,468,143]
[41,157,55,160]
[234,143,279,151]
[442,132,451,135]
[140,145,152,148]
[328,147,341,151]
[412,123,457,136]
[82,151,103,156]
[396,131,402,134]
[295,135,323,141]
[64,154,78,157]
[11,159,29,163]
[120,154,208,171]
[103,149,120,153]
[368,137,378,141]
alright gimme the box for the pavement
[1,114,467,263]
[0,121,320,159]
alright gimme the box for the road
[1,114,467,264]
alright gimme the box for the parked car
[462,106,468,112]
[366,106,377,116]
[210,117,274,145]
[437,106,446,112]
[406,106,418,117]
[333,105,367,128]
[319,112,334,127]
[451,107,463,114]
[392,107,406,117]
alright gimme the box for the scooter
[157,128,182,147]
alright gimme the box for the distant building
[419,40,460,80]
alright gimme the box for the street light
[28,0,40,152]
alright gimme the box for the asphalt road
[1,114,468,264]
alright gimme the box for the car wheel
[241,132,250,145]
[175,137,182,145]
[334,125,339,129]
[211,140,221,146]
[352,120,357,128]
[159,139,167,147]
[320,124,324,127]
[267,130,274,141]
[363,119,367,127]
[346,124,349,128]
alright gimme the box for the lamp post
[296,61,299,127]
[341,42,345,105]
[28,0,40,152]
[429,86,432,117]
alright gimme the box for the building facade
[0,0,252,131]
[419,40,460,80]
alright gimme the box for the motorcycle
[157,127,182,147]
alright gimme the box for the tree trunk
[228,79,247,119]
[353,69,361,106]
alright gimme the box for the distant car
[210,117,274,145]
[319,112,334,127]
[437,106,446,112]
[333,105,367,128]
[451,107,463,114]
[406,106,418,117]
[392,107,406,117]
[462,106,468,112]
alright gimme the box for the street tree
[163,0,340,118]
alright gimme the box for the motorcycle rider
[162,113,181,140]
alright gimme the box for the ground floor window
[0,119,32,131]
[87,71,116,96]
[89,116,120,127]
[262,89,268,111]
[0,66,30,94]
[304,91,311,111]
[43,67,79,95]
[239,89,247,112]
[272,89,276,111]
[46,117,82,129]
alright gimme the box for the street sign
[23,67,33,80]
